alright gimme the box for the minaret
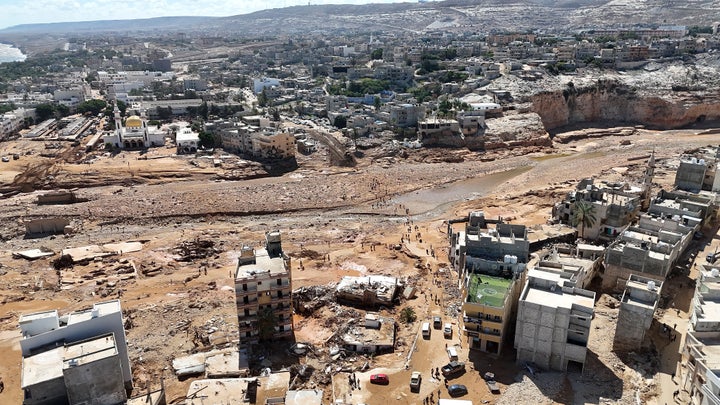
[114,103,122,139]
[641,149,656,210]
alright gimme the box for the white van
[447,346,458,361]
[443,323,453,338]
[422,322,431,338]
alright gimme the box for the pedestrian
[673,389,679,398]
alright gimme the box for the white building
[102,104,165,149]
[19,300,132,404]
[253,77,281,94]
[176,127,200,154]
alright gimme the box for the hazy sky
[0,0,412,29]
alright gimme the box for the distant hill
[1,0,720,36]
[0,16,216,34]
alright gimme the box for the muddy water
[393,166,533,216]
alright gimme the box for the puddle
[393,166,533,215]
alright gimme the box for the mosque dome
[125,115,143,128]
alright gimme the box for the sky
[0,0,412,30]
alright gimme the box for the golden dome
[125,115,143,128]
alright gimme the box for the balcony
[236,299,259,308]
[269,282,291,291]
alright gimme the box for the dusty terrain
[0,125,718,404]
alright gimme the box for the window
[277,278,282,285]
[243,283,247,291]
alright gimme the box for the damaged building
[334,275,401,307]
[340,313,396,354]
[235,231,293,344]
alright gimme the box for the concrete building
[552,178,646,241]
[450,211,530,279]
[602,188,703,291]
[389,103,420,128]
[341,313,396,353]
[175,127,200,154]
[19,300,132,404]
[251,131,296,160]
[102,105,164,149]
[613,275,662,351]
[235,231,293,344]
[335,275,400,307]
[680,266,720,405]
[534,244,601,290]
[461,273,517,354]
[515,268,595,372]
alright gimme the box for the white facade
[176,127,200,154]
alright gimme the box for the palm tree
[572,199,597,239]
[399,307,417,324]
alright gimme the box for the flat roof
[19,310,58,324]
[466,274,511,307]
[63,334,118,369]
[67,300,121,325]
[186,379,252,405]
[285,390,323,405]
[236,249,288,279]
[21,346,63,388]
[698,299,720,325]
[523,269,595,310]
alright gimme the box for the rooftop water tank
[712,268,720,278]
[647,280,656,291]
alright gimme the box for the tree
[35,104,55,122]
[371,48,383,60]
[198,132,215,148]
[399,307,416,324]
[572,199,597,239]
[76,99,107,116]
[373,96,381,111]
[256,307,277,341]
[333,115,347,129]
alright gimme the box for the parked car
[443,323,453,338]
[708,251,719,264]
[433,316,442,329]
[448,384,468,397]
[441,361,466,377]
[370,374,389,385]
[1,156,9,162]
[409,371,421,391]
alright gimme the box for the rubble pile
[498,372,565,405]
[173,238,222,262]
[292,285,335,315]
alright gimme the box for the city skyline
[0,0,412,30]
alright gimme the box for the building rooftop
[466,274,512,307]
[186,379,253,405]
[21,345,63,388]
[285,390,323,405]
[522,269,595,310]
[621,275,661,309]
[63,333,118,370]
[341,317,395,347]
[67,300,122,325]
[236,248,288,280]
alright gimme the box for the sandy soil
[0,125,717,403]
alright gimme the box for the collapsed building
[340,313,396,354]
[334,275,400,307]
[536,244,604,290]
[235,231,293,345]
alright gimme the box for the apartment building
[613,275,662,351]
[680,266,720,405]
[461,273,517,354]
[235,231,293,344]
[515,268,595,372]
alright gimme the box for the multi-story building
[235,231,293,344]
[613,275,662,351]
[515,268,595,371]
[451,211,530,354]
[19,300,133,404]
[680,266,720,405]
[461,273,517,354]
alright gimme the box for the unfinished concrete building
[674,147,720,193]
[613,275,662,351]
[602,191,703,291]
[537,244,604,289]
[679,266,720,405]
[515,268,595,372]
[335,275,400,307]
[450,211,530,279]
[19,300,132,405]
[235,231,293,344]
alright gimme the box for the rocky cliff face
[531,79,720,130]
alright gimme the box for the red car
[370,373,389,385]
